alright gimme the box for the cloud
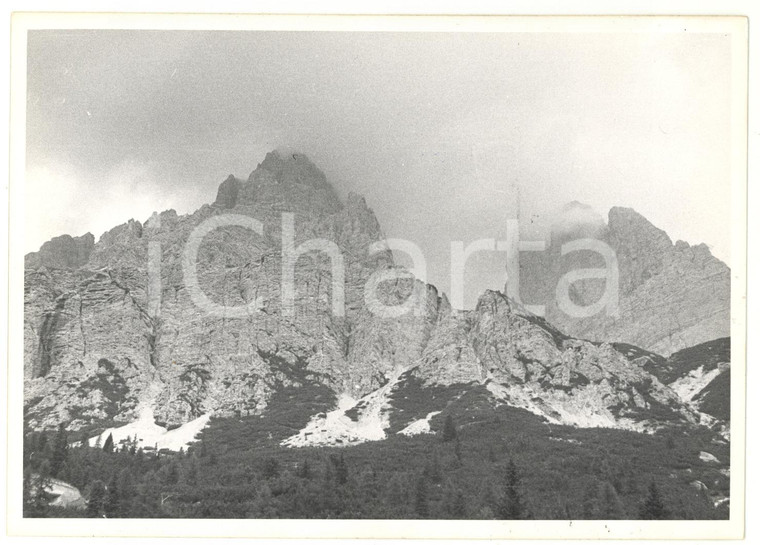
[25,160,182,252]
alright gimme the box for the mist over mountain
[519,203,730,356]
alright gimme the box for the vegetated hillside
[24,383,729,520]
[644,338,731,422]
[646,338,730,384]
[694,370,730,421]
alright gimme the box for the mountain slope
[24,152,725,449]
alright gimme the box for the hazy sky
[26,30,732,308]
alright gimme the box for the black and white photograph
[5,11,749,540]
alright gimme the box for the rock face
[24,151,403,431]
[412,290,695,431]
[23,151,724,443]
[25,233,95,269]
[519,203,730,356]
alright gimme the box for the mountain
[644,337,731,423]
[25,151,397,433]
[24,152,727,449]
[519,202,730,356]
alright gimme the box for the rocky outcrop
[519,204,730,356]
[25,233,95,270]
[213,175,243,209]
[412,290,694,430]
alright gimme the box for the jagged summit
[213,174,243,209]
[212,150,342,215]
[252,150,327,184]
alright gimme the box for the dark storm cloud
[26,29,731,307]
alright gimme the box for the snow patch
[669,365,729,439]
[89,407,210,452]
[282,368,405,448]
[486,380,646,432]
[670,365,723,402]
[398,411,441,436]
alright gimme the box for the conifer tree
[582,481,599,519]
[22,467,34,517]
[297,459,312,480]
[600,481,624,519]
[128,435,137,455]
[24,463,51,517]
[414,474,429,518]
[442,415,457,442]
[444,486,467,518]
[331,453,348,485]
[87,480,107,517]
[497,458,524,519]
[639,481,669,520]
[263,457,281,479]
[104,475,121,518]
[50,423,69,478]
[424,451,443,484]
[117,468,135,515]
[102,433,114,453]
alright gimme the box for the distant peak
[250,149,329,188]
[257,149,315,172]
[607,206,672,247]
[273,146,302,159]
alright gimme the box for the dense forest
[23,384,729,520]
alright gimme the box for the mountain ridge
[24,152,730,452]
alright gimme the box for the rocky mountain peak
[607,206,672,252]
[249,150,329,189]
[520,203,729,355]
[213,175,243,209]
[213,150,344,216]
[474,289,512,315]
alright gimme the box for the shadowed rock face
[519,205,730,356]
[24,152,726,438]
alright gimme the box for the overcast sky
[26,29,732,307]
